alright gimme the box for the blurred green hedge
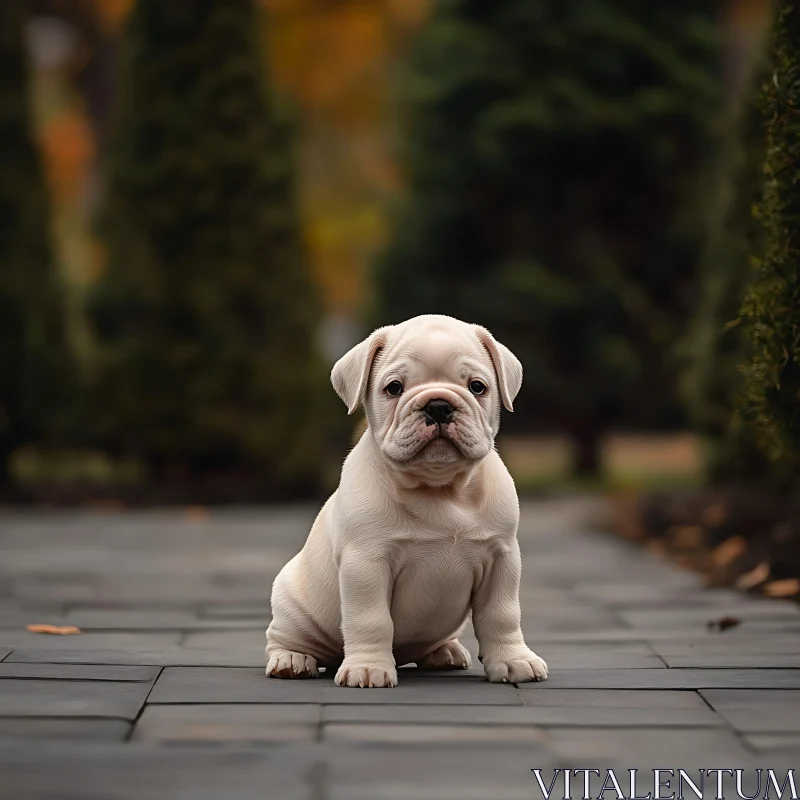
[86,0,332,497]
[374,0,722,476]
[0,0,75,489]
[737,0,800,476]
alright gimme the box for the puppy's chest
[391,521,493,578]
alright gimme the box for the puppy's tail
[351,416,368,446]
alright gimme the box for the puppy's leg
[472,542,548,683]
[266,646,319,679]
[417,639,472,670]
[265,570,322,679]
[334,551,397,688]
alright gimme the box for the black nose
[422,399,455,425]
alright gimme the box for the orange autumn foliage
[39,109,94,203]
[39,0,431,315]
[262,1,432,313]
[91,0,135,33]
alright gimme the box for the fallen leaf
[647,539,667,556]
[26,624,81,635]
[763,578,800,597]
[609,495,646,541]
[707,615,741,633]
[669,525,705,549]
[711,536,747,568]
[184,506,209,522]
[737,561,770,589]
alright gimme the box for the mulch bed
[609,486,800,602]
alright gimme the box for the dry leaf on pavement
[711,536,746,567]
[763,578,800,598]
[737,561,770,589]
[706,615,741,633]
[26,624,81,635]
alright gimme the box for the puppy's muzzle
[422,399,455,426]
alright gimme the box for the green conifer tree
[89,1,328,496]
[737,0,800,473]
[375,0,721,476]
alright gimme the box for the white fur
[265,314,548,687]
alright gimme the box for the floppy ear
[473,326,523,411]
[330,327,389,414]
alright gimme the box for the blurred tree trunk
[571,425,602,479]
[0,0,72,491]
[88,0,332,498]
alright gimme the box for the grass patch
[11,447,145,487]
[501,432,703,495]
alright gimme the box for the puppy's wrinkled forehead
[330,313,521,415]
[376,324,491,381]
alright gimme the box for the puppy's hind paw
[484,648,548,684]
[334,660,397,688]
[418,639,472,670]
[266,649,319,679]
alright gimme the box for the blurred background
[1,0,797,591]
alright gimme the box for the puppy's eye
[469,380,487,396]
[386,381,404,397]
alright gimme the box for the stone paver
[0,718,131,741]
[322,696,722,727]
[652,635,800,667]
[0,499,797,798]
[0,663,158,681]
[327,744,559,800]
[744,733,800,753]
[0,745,318,800]
[149,667,525,704]
[542,727,755,767]
[618,604,800,630]
[6,645,263,667]
[699,689,800,733]
[517,668,800,689]
[58,609,259,631]
[0,676,154,718]
[517,705,724,727]
[0,631,180,650]
[199,603,269,619]
[504,640,666,669]
[659,651,800,668]
[133,704,320,743]
[572,583,747,607]
[323,722,547,743]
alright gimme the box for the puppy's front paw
[335,659,397,688]
[266,649,319,679]
[483,648,548,684]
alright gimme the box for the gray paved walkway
[0,499,798,799]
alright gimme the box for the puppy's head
[331,315,521,469]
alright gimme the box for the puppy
[265,314,548,687]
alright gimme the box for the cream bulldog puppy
[265,314,548,688]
